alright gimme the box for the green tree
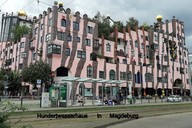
[7,71,21,95]
[111,21,124,32]
[94,12,113,39]
[0,69,7,95]
[0,101,31,128]
[21,60,51,87]
[140,22,151,31]
[11,24,30,42]
[126,17,139,30]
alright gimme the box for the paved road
[107,112,192,128]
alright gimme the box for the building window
[33,52,36,60]
[61,19,66,27]
[10,49,13,54]
[73,21,79,30]
[164,56,168,61]
[94,40,99,47]
[135,71,142,84]
[21,52,27,58]
[106,43,111,52]
[35,27,38,34]
[120,72,126,80]
[47,45,52,54]
[123,59,127,64]
[127,71,132,80]
[184,51,186,57]
[77,37,80,42]
[154,34,158,41]
[145,73,153,82]
[46,33,51,42]
[66,48,70,56]
[157,77,162,83]
[90,53,97,61]
[48,18,52,26]
[67,35,72,41]
[141,43,144,49]
[41,24,43,30]
[99,71,104,79]
[85,39,91,46]
[109,70,115,80]
[135,40,138,47]
[87,66,93,78]
[41,36,44,43]
[47,44,61,54]
[187,79,189,84]
[20,42,24,48]
[19,64,23,69]
[185,61,187,65]
[57,31,65,41]
[87,26,93,34]
[77,50,86,59]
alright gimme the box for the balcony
[93,45,100,50]
[116,50,126,57]
[29,42,35,50]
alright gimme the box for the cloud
[0,0,191,49]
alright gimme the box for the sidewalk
[3,98,191,111]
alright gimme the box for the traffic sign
[37,84,41,88]
[37,79,41,84]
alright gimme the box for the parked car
[167,95,182,102]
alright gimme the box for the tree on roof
[126,17,139,30]
[11,24,31,42]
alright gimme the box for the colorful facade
[0,4,191,97]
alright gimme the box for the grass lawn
[10,103,192,128]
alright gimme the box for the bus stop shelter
[57,76,131,107]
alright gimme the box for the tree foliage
[11,24,30,42]
[94,12,113,39]
[21,60,51,86]
[140,22,151,31]
[0,101,30,128]
[7,71,21,95]
[0,69,6,95]
[126,17,139,30]
[111,21,124,32]
[94,12,140,39]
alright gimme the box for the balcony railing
[116,50,126,57]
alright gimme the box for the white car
[167,95,182,102]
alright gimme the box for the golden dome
[156,15,162,22]
[18,10,27,16]
[58,2,64,7]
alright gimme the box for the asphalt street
[107,112,192,128]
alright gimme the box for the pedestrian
[77,94,83,106]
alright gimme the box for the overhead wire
[20,0,35,10]
[0,0,8,8]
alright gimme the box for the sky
[0,0,192,52]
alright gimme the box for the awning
[61,76,128,84]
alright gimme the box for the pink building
[0,4,190,97]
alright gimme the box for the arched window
[145,73,153,82]
[90,53,97,61]
[109,70,116,80]
[106,43,111,52]
[61,19,66,27]
[87,66,93,78]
